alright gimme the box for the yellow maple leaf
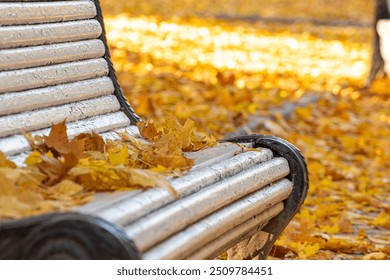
[298,243,321,259]
[108,144,129,166]
[372,212,390,227]
[50,180,84,196]
[115,166,177,196]
[363,252,387,260]
[24,150,43,165]
[0,152,16,168]
[320,224,339,234]
[151,165,167,172]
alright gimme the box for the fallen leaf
[363,252,388,260]
[0,152,16,168]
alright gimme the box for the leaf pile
[0,116,214,220]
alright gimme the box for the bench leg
[0,213,140,259]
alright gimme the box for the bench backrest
[0,0,140,159]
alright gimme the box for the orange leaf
[0,152,16,168]
[137,119,162,140]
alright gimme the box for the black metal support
[223,135,309,259]
[94,0,141,124]
[0,213,141,260]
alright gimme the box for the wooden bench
[0,0,308,260]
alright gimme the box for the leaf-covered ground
[100,0,390,259]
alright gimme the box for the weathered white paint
[0,40,105,71]
[0,19,102,49]
[0,111,132,156]
[76,142,251,213]
[0,1,96,26]
[100,126,142,141]
[126,158,290,252]
[0,58,108,94]
[142,179,292,259]
[0,77,114,116]
[93,149,274,225]
[186,142,245,170]
[0,95,120,138]
[186,215,271,259]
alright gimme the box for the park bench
[0,0,308,260]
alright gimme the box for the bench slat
[0,77,114,116]
[76,143,251,213]
[187,216,269,260]
[94,149,274,225]
[126,158,290,253]
[186,143,245,171]
[0,95,120,138]
[0,58,108,94]
[1,111,132,157]
[143,179,292,259]
[0,19,102,49]
[0,40,105,71]
[0,1,96,26]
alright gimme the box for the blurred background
[101,0,372,24]
[99,0,390,259]
[99,0,380,134]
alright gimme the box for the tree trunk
[365,0,390,87]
